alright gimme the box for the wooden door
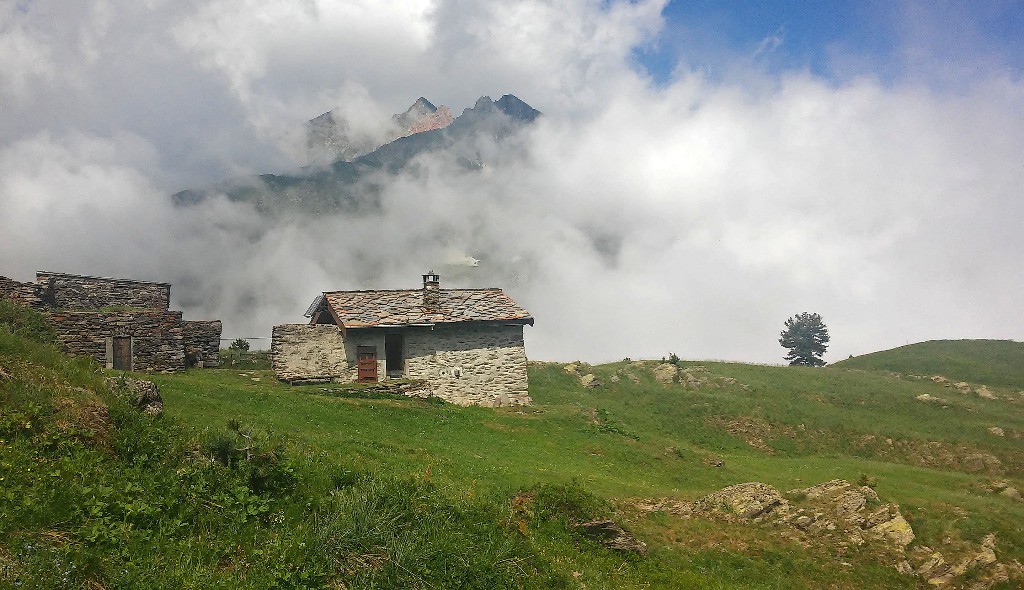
[112,336,132,371]
[357,346,377,382]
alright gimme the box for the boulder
[106,376,163,417]
[976,386,997,400]
[580,373,600,388]
[802,479,852,500]
[653,363,677,384]
[868,507,915,548]
[575,519,647,554]
[988,426,1005,437]
[962,453,1002,474]
[693,482,785,519]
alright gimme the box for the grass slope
[3,303,1023,588]
[835,339,1024,390]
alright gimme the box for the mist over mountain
[173,94,541,216]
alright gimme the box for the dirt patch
[852,435,1011,475]
[707,416,798,453]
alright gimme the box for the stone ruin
[0,271,221,372]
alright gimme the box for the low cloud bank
[1,1,1022,363]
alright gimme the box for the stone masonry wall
[35,272,170,310]
[270,322,531,406]
[46,310,185,371]
[0,276,43,308]
[183,320,223,368]
[271,324,347,383]
[403,324,531,406]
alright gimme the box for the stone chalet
[271,272,534,406]
[0,271,222,372]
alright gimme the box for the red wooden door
[357,346,377,382]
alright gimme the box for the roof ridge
[322,287,502,294]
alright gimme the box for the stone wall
[0,276,43,308]
[35,272,170,310]
[183,320,223,368]
[270,322,531,406]
[404,323,531,406]
[271,324,347,383]
[46,310,185,371]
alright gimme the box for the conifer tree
[779,312,829,366]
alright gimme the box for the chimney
[422,271,440,312]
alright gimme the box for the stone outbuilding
[271,272,533,406]
[0,271,222,371]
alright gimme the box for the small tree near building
[228,338,250,352]
[779,312,829,366]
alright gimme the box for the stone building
[271,272,533,406]
[0,271,221,371]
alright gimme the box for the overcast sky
[1,0,1022,364]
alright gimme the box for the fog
[2,1,1022,363]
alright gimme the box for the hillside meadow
[2,303,1022,589]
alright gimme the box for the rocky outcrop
[106,376,164,416]
[632,479,1020,588]
[306,97,455,164]
[574,519,647,554]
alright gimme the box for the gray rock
[693,482,785,519]
[106,376,163,417]
[575,519,647,554]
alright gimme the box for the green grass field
[2,302,1023,588]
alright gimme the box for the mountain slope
[173,94,540,215]
[834,339,1024,390]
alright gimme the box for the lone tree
[228,338,250,352]
[779,312,829,366]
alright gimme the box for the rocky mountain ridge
[174,94,540,214]
[307,97,455,165]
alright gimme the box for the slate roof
[316,288,533,328]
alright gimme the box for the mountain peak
[412,97,436,111]
[495,94,540,122]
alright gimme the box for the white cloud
[1,0,1022,364]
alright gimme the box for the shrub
[0,300,56,344]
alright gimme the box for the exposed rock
[916,551,948,579]
[609,374,620,383]
[988,426,1005,437]
[963,453,1002,473]
[692,482,784,519]
[987,479,1009,492]
[575,519,647,554]
[803,479,852,500]
[579,373,600,388]
[915,393,946,404]
[653,363,677,384]
[834,490,868,522]
[954,381,973,393]
[931,375,949,384]
[860,485,881,504]
[976,386,997,400]
[106,376,163,416]
[563,363,579,375]
[868,507,915,548]
[1000,487,1022,501]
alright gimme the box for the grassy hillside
[835,339,1024,390]
[3,304,1023,588]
